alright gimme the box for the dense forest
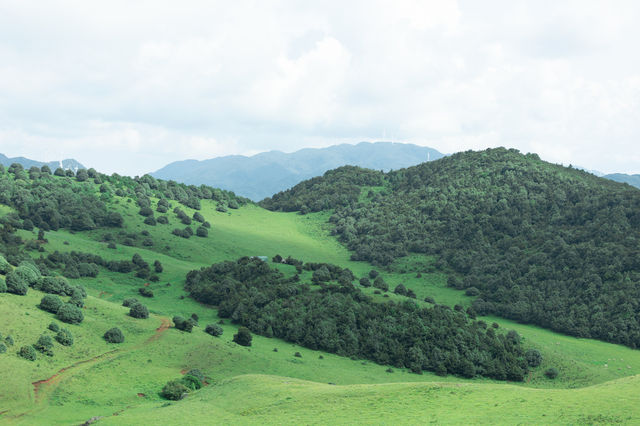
[261,148,640,348]
[0,163,248,233]
[185,257,530,380]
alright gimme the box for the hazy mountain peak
[152,142,445,200]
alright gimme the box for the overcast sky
[0,1,639,175]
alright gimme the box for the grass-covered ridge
[261,147,640,349]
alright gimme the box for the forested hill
[152,142,444,201]
[261,148,640,348]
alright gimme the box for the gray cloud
[0,0,639,175]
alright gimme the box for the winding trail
[32,349,120,402]
[19,316,172,419]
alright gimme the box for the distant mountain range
[603,173,640,189]
[0,153,84,172]
[152,142,445,200]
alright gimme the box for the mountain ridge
[151,142,445,200]
[0,153,84,172]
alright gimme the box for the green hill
[261,148,640,348]
[2,152,640,424]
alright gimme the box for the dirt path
[28,316,171,408]
[146,317,171,343]
[32,349,121,402]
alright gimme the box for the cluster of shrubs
[0,331,14,355]
[1,261,41,295]
[171,225,209,239]
[170,208,210,239]
[39,294,85,324]
[173,314,198,332]
[161,369,206,400]
[271,255,418,299]
[17,322,74,361]
[38,249,162,283]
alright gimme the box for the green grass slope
[101,374,640,425]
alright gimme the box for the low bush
[138,287,154,298]
[233,327,252,347]
[35,276,73,295]
[15,264,40,286]
[0,277,6,293]
[5,270,28,295]
[122,297,138,307]
[186,369,205,383]
[393,284,407,296]
[161,380,189,400]
[34,334,54,356]
[196,226,208,237]
[0,342,6,354]
[0,254,11,274]
[545,367,559,379]
[525,349,543,367]
[39,294,63,313]
[55,328,74,346]
[465,287,481,296]
[205,324,223,337]
[48,322,60,332]
[173,316,194,332]
[181,375,202,390]
[19,345,37,361]
[129,303,149,319]
[103,327,125,343]
[57,303,84,324]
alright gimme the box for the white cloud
[0,0,639,175]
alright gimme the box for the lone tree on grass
[233,327,252,347]
[205,324,223,337]
[103,327,125,343]
[129,303,149,319]
[161,380,190,400]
